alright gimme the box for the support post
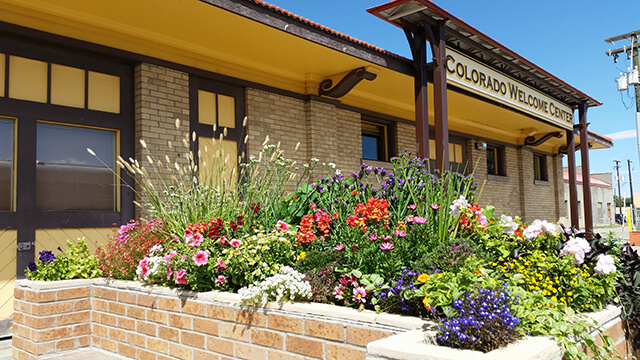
[428,20,450,171]
[566,127,579,228]
[578,102,594,237]
[404,28,430,160]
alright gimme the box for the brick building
[0,0,611,325]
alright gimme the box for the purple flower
[430,204,440,210]
[38,250,56,264]
[380,242,395,251]
[28,261,37,272]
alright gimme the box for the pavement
[0,225,634,360]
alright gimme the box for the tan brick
[193,318,219,336]
[12,312,24,326]
[169,342,192,360]
[268,350,305,360]
[56,338,76,351]
[92,323,108,337]
[147,309,168,324]
[119,316,136,331]
[208,304,235,321]
[92,299,108,312]
[136,348,157,360]
[109,327,127,342]
[182,331,205,348]
[286,335,323,358]
[251,328,284,349]
[77,334,90,347]
[158,326,179,342]
[128,331,147,348]
[109,302,126,315]
[236,310,266,327]
[147,337,168,353]
[14,288,25,299]
[57,310,90,325]
[118,291,137,304]
[137,294,157,308]
[158,297,180,312]
[97,288,117,301]
[99,313,117,326]
[23,314,55,329]
[74,298,91,311]
[346,327,392,347]
[219,322,251,342]
[326,343,366,360]
[606,320,626,342]
[169,313,192,329]
[236,343,268,360]
[182,301,206,316]
[57,287,90,300]
[305,319,343,341]
[73,323,91,336]
[33,326,72,342]
[268,314,302,334]
[101,338,118,353]
[137,320,157,336]
[127,305,146,320]
[206,336,234,356]
[118,342,137,359]
[31,301,73,316]
[194,349,220,360]
[24,290,55,303]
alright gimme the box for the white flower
[328,162,336,169]
[594,254,616,275]
[238,266,312,305]
[449,195,469,216]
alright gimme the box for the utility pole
[605,31,640,168]
[615,160,623,218]
[629,159,636,228]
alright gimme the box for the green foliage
[26,239,102,281]
[411,237,495,274]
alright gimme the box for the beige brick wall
[134,63,190,213]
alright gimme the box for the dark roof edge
[367,0,602,108]
[199,0,414,75]
[586,130,614,148]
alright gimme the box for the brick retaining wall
[11,279,636,360]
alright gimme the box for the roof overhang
[367,0,602,109]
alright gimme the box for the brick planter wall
[12,279,425,360]
[12,279,636,360]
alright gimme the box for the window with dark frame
[533,154,548,181]
[0,118,14,211]
[486,145,505,176]
[361,121,389,161]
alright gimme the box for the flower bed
[11,279,635,360]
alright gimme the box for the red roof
[563,170,612,189]
[248,0,410,62]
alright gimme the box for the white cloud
[605,129,637,140]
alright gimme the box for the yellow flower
[422,296,431,311]
[417,273,430,283]
[297,252,306,261]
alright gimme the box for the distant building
[562,167,613,226]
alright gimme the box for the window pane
[51,64,85,108]
[9,56,48,103]
[198,90,216,126]
[88,71,120,113]
[362,136,379,160]
[217,94,235,129]
[486,148,496,175]
[36,123,116,211]
[0,119,13,210]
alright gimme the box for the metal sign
[445,49,574,129]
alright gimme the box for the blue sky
[267,0,640,193]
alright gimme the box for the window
[533,154,548,181]
[597,202,603,218]
[608,203,612,218]
[36,123,116,211]
[486,145,505,176]
[362,121,389,161]
[0,118,14,211]
[428,139,465,173]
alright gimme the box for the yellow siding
[51,64,85,108]
[35,227,114,255]
[9,56,48,103]
[0,230,17,320]
[88,71,120,113]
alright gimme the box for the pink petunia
[192,250,209,266]
[380,242,395,251]
[215,275,226,285]
[334,244,345,251]
[166,265,173,280]
[174,269,188,285]
[217,259,227,271]
[230,239,241,247]
[185,232,204,247]
[276,220,290,232]
[352,286,367,303]
[162,250,178,262]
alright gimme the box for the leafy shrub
[26,239,102,281]
[303,262,342,304]
[374,269,425,316]
[95,219,168,280]
[436,286,523,352]
[238,266,312,305]
[412,237,495,274]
